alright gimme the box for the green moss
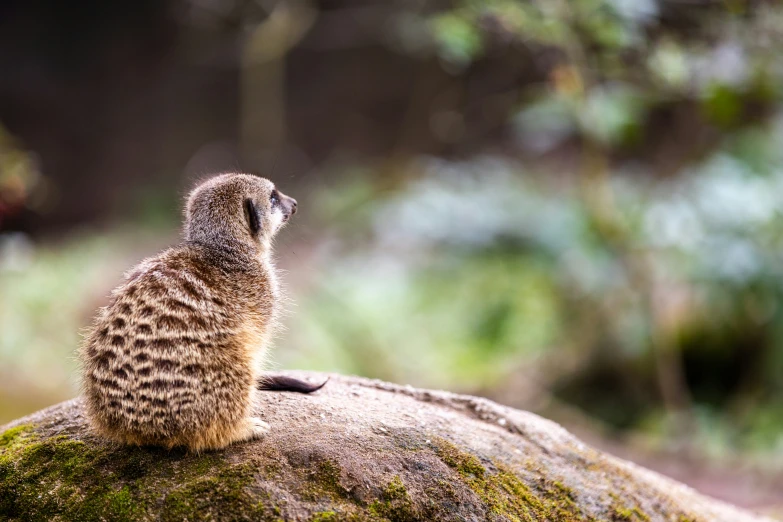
[315,460,343,492]
[0,429,281,522]
[0,433,148,521]
[383,475,408,501]
[161,463,266,522]
[310,511,339,521]
[433,438,592,522]
[369,475,419,522]
[433,438,486,479]
[302,459,350,501]
[0,425,35,448]
[188,452,220,475]
[295,459,376,520]
[76,485,144,521]
[612,505,651,521]
[106,487,137,517]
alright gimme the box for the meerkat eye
[270,190,279,205]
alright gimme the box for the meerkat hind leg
[205,417,270,450]
[182,417,269,451]
[236,416,270,442]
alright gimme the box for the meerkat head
[184,173,297,253]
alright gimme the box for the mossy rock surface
[0,372,772,521]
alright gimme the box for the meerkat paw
[226,416,270,447]
[245,417,270,440]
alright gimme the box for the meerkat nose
[289,198,297,214]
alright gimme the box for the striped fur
[79,173,297,451]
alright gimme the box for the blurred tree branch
[241,0,318,169]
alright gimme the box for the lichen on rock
[0,372,773,521]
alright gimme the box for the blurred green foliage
[276,0,783,465]
[0,125,43,225]
[285,142,783,461]
[0,230,168,421]
[427,0,782,150]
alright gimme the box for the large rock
[0,372,772,521]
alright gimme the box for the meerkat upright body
[80,173,298,451]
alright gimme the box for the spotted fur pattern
[79,173,297,451]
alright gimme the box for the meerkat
[79,173,324,451]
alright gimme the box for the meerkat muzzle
[282,195,297,220]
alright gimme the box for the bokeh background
[1,0,782,514]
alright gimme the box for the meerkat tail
[257,375,329,394]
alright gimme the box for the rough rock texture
[0,372,773,522]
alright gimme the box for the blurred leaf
[648,40,690,91]
[431,12,483,67]
[578,84,646,145]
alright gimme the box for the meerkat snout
[278,193,297,221]
[79,172,324,452]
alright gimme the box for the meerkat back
[79,173,298,451]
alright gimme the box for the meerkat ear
[244,198,262,236]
